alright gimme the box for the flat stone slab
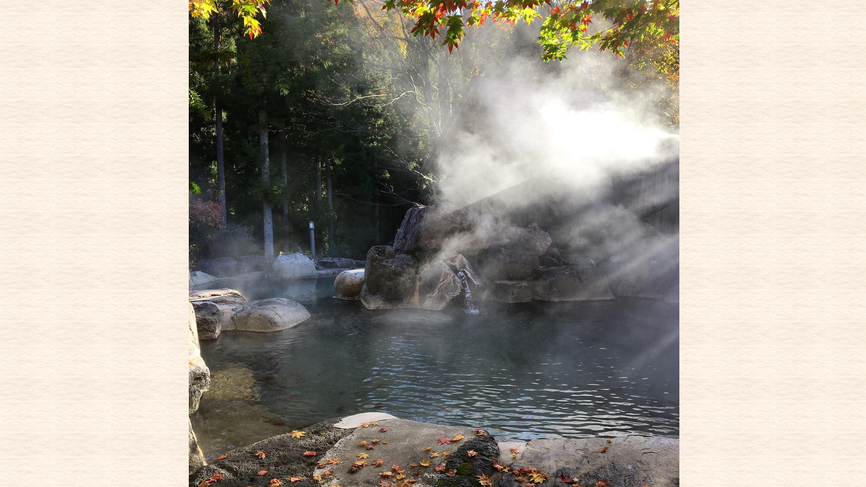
[314,418,479,487]
[334,412,398,429]
[233,298,311,332]
[512,436,679,487]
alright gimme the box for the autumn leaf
[290,477,303,482]
[430,453,439,458]
[420,460,430,467]
[392,464,403,472]
[372,439,381,445]
[434,465,446,472]
[380,482,392,487]
[477,474,493,486]
[509,448,520,455]
[383,441,389,444]
[406,478,418,484]
[358,452,369,459]
[446,469,457,477]
[359,441,368,446]
[215,454,228,461]
[373,459,385,467]
[360,422,371,428]
[304,451,318,456]
[560,473,576,484]
[366,445,376,450]
[606,439,612,444]
[467,450,478,458]
[437,437,451,444]
[599,447,608,453]
[370,422,380,426]
[494,463,506,471]
[380,471,395,478]
[475,429,486,436]
[257,469,269,476]
[595,482,610,487]
[323,471,334,478]
[409,463,418,468]
[451,434,464,442]
[442,451,451,456]
[313,476,322,482]
[291,430,306,438]
[529,471,549,484]
[424,447,432,452]
[269,480,282,487]
[380,427,388,433]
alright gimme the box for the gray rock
[197,256,238,277]
[489,280,533,303]
[393,203,476,254]
[477,246,539,281]
[364,246,418,301]
[531,266,614,302]
[192,301,223,340]
[416,260,462,310]
[188,303,210,414]
[438,434,500,487]
[504,224,553,256]
[189,419,351,487]
[233,298,311,332]
[507,436,679,487]
[318,257,356,269]
[190,271,217,288]
[359,284,401,310]
[272,253,317,280]
[189,288,247,307]
[237,255,268,274]
[189,418,206,470]
[334,269,365,298]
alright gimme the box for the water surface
[193,276,678,458]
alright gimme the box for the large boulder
[531,266,615,301]
[189,288,246,307]
[192,301,224,340]
[477,246,539,281]
[232,298,311,332]
[364,245,418,301]
[489,280,533,303]
[189,418,206,470]
[393,203,478,254]
[439,435,500,487]
[236,255,268,274]
[272,253,317,280]
[190,288,246,332]
[416,260,463,310]
[317,257,356,269]
[334,268,365,298]
[189,303,210,414]
[503,224,552,256]
[606,236,679,299]
[197,256,238,277]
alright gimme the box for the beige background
[1,1,864,485]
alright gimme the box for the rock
[317,257,356,269]
[393,203,476,254]
[489,280,533,303]
[359,284,401,310]
[272,253,317,280]
[189,418,206,470]
[477,246,539,281]
[606,237,678,299]
[192,301,223,340]
[189,419,352,487]
[503,224,552,256]
[334,269,365,298]
[189,303,210,414]
[232,298,311,332]
[197,256,238,277]
[205,366,261,402]
[311,418,478,487]
[439,434,500,487]
[333,412,399,428]
[189,288,247,307]
[190,271,217,288]
[445,253,483,287]
[364,246,418,301]
[416,260,462,310]
[531,266,614,302]
[539,246,566,267]
[237,255,268,274]
[505,436,679,487]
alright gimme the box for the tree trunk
[314,157,322,259]
[213,16,227,226]
[259,107,274,262]
[326,156,335,253]
[373,157,380,244]
[280,136,289,223]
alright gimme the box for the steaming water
[193,276,677,458]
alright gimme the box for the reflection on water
[193,276,678,458]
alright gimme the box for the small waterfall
[457,269,480,315]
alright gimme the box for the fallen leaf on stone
[430,453,439,458]
[359,441,368,446]
[354,461,369,467]
[424,447,432,452]
[420,460,430,467]
[313,476,322,482]
[255,450,267,459]
[451,434,464,442]
[373,459,385,467]
[269,480,282,487]
[529,471,549,484]
[396,473,406,480]
[414,471,421,476]
[467,450,478,458]
[291,430,306,438]
[370,422,380,426]
[606,439,612,444]
[322,470,334,478]
[599,447,608,453]
[383,441,389,444]
[434,465,446,472]
[257,469,269,476]
[366,445,376,450]
[510,448,520,455]
[290,477,303,482]
[358,452,369,459]
[380,471,395,478]
[442,451,451,456]
[380,427,388,433]
[304,451,318,456]
[409,463,418,468]
[475,430,486,436]
[361,422,371,428]
[215,454,228,461]
[437,437,451,445]
[406,478,417,484]
[446,469,457,477]
[560,473,576,484]
[493,463,506,472]
[380,482,392,487]
[477,474,493,486]
[595,482,610,487]
[515,477,527,483]
[372,439,381,445]
[392,464,403,472]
